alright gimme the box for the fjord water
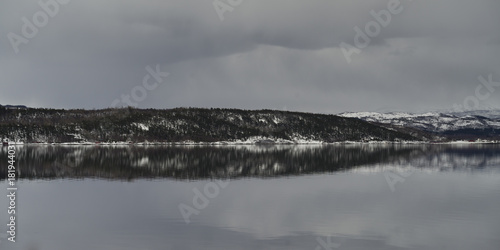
[1,144,499,250]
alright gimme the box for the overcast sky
[1,0,499,114]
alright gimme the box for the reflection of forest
[1,144,499,180]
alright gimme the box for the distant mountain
[0,107,419,143]
[339,110,500,140]
[451,110,500,120]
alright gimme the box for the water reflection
[0,144,499,250]
[1,144,499,180]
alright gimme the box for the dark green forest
[0,107,419,143]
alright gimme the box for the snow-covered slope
[339,111,500,133]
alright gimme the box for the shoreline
[2,140,499,146]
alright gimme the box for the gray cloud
[1,0,499,113]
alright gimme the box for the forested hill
[0,107,420,143]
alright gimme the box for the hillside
[0,107,419,143]
[339,111,500,140]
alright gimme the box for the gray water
[1,144,499,250]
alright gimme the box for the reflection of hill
[0,144,499,180]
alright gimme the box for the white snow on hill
[338,110,500,132]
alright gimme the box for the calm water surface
[1,144,499,250]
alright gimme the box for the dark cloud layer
[1,0,499,113]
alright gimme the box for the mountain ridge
[0,107,419,144]
[339,110,500,140]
